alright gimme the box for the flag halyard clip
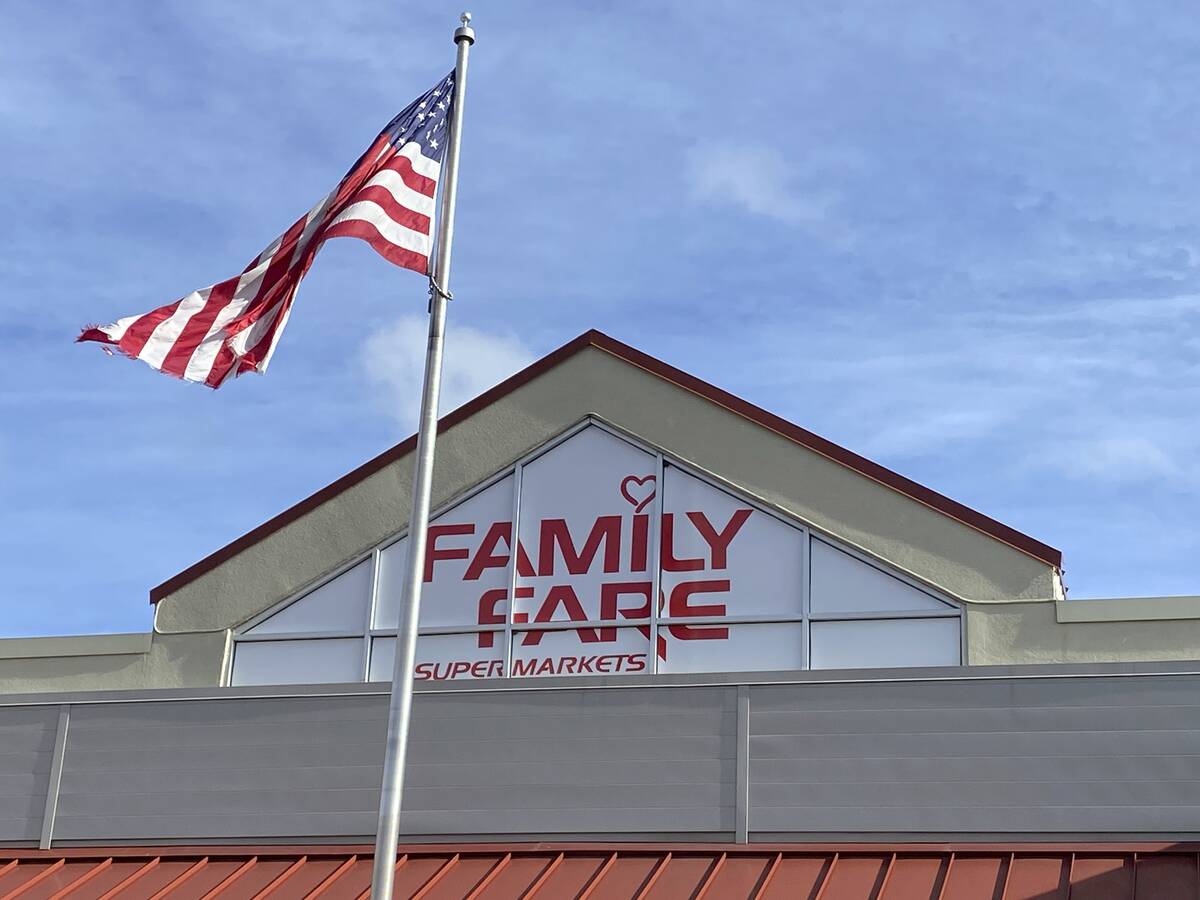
[428,275,454,302]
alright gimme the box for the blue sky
[3,2,1199,636]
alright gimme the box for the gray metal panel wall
[51,686,736,842]
[6,665,1200,846]
[749,674,1200,835]
[54,695,388,841]
[0,706,57,842]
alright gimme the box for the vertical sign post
[371,13,475,899]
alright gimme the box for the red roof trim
[150,329,1060,604]
[1,841,1197,860]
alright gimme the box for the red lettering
[510,586,536,623]
[464,522,535,580]
[598,582,651,641]
[489,660,504,678]
[521,585,600,645]
[631,513,650,572]
[668,580,730,641]
[476,589,507,647]
[661,513,705,571]
[625,653,647,672]
[512,658,537,677]
[414,663,433,680]
[424,523,474,582]
[687,509,751,569]
[536,657,556,676]
[450,661,471,678]
[470,660,489,678]
[538,516,622,576]
[595,655,613,673]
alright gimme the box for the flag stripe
[319,219,431,272]
[159,279,239,378]
[360,168,437,216]
[347,185,432,236]
[326,200,433,255]
[137,289,212,370]
[117,301,183,360]
[379,152,439,198]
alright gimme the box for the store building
[2,330,1199,898]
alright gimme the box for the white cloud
[1033,435,1181,484]
[686,144,829,224]
[361,317,536,428]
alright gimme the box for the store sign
[234,423,960,688]
[402,427,805,679]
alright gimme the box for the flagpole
[371,13,474,900]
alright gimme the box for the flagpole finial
[455,12,475,44]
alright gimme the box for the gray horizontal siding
[51,686,736,842]
[0,706,57,842]
[748,677,1200,834]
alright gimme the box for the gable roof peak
[150,329,1060,604]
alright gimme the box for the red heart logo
[620,475,656,513]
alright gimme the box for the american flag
[78,71,456,388]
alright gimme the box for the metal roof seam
[146,855,207,900]
[633,850,672,900]
[692,851,726,900]
[7,857,64,899]
[812,851,840,900]
[934,852,955,900]
[750,851,783,900]
[519,850,563,899]
[355,854,408,900]
[993,852,1012,900]
[307,853,358,899]
[411,852,460,900]
[464,851,512,900]
[48,857,113,900]
[578,851,619,900]
[873,853,897,900]
[257,854,307,898]
[199,854,256,899]
[95,857,160,900]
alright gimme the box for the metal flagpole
[370,12,475,900]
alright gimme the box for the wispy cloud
[361,318,535,428]
[1034,436,1181,484]
[686,144,822,223]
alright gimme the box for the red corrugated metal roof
[0,843,1196,899]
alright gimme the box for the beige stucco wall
[0,631,227,694]
[968,599,1200,665]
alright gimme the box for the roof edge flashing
[1058,595,1200,623]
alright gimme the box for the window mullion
[648,453,665,675]
[362,547,381,681]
